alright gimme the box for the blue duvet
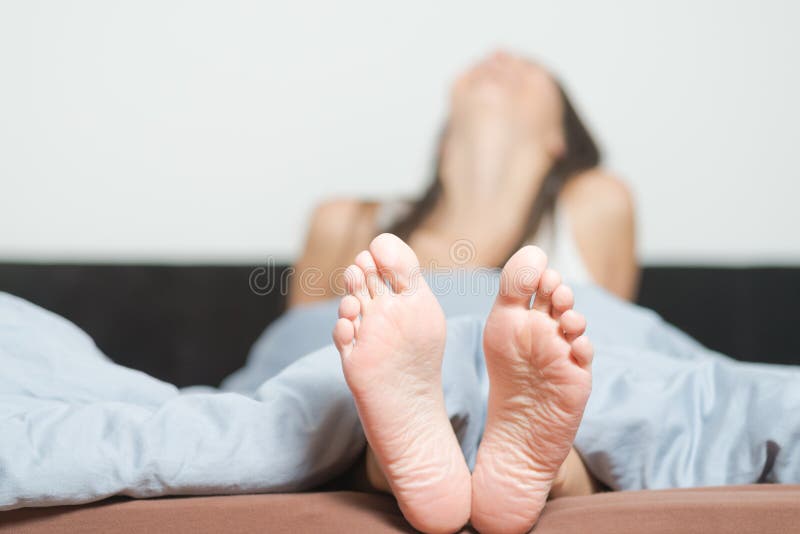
[1,274,798,510]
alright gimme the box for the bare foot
[332,233,471,534]
[471,246,593,534]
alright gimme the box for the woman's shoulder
[290,198,378,306]
[305,198,380,245]
[560,168,634,220]
[308,198,376,227]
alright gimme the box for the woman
[289,50,632,529]
[291,50,637,306]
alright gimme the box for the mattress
[2,486,798,533]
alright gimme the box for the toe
[532,268,561,313]
[550,284,574,319]
[498,245,548,308]
[368,233,422,294]
[355,251,385,298]
[571,335,594,367]
[333,317,355,359]
[338,295,360,320]
[339,294,361,334]
[344,264,371,309]
[559,310,586,341]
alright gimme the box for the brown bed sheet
[2,485,798,533]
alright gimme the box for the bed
[1,263,798,532]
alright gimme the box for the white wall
[1,0,798,265]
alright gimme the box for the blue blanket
[1,276,797,510]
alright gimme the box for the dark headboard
[0,264,286,387]
[1,264,798,387]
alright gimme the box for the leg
[471,247,593,534]
[549,447,601,498]
[332,234,472,534]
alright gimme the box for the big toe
[498,245,548,307]
[368,233,422,293]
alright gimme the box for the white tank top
[375,199,593,285]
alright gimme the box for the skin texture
[471,246,593,533]
[333,234,593,533]
[332,234,472,533]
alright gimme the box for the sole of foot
[332,233,471,534]
[471,245,593,534]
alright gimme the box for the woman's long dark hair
[387,83,601,266]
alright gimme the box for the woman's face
[449,51,565,158]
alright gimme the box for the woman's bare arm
[288,199,376,307]
[562,170,639,301]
